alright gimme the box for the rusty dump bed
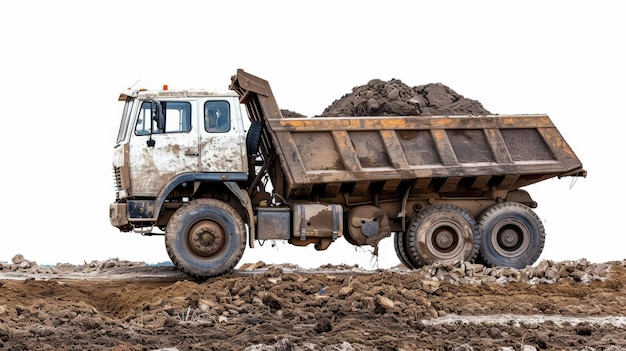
[231,69,586,200]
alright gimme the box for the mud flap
[224,182,256,248]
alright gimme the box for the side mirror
[145,101,164,147]
[152,101,165,130]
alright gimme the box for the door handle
[185,147,199,156]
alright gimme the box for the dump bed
[231,69,586,200]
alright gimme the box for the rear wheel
[165,198,246,278]
[406,204,480,266]
[478,202,545,268]
[393,231,420,269]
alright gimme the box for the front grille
[113,167,122,192]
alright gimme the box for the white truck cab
[110,88,251,232]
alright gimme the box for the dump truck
[109,69,586,277]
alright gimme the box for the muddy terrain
[1,256,625,350]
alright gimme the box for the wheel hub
[188,221,225,257]
[434,229,454,250]
[427,222,462,258]
[499,228,520,249]
[492,221,530,258]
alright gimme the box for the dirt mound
[319,78,491,117]
[280,109,307,118]
[2,256,626,350]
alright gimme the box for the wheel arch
[145,173,255,246]
[153,172,248,216]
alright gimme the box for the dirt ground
[1,256,626,350]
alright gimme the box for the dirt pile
[318,79,491,117]
[2,256,626,350]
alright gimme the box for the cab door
[128,100,199,196]
[198,99,247,174]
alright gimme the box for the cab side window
[204,101,230,133]
[136,101,192,135]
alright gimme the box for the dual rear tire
[395,202,545,269]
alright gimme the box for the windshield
[116,98,134,144]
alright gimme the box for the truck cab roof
[118,88,238,101]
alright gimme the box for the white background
[0,1,623,268]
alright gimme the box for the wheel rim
[426,220,463,260]
[491,219,530,258]
[187,220,226,257]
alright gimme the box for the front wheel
[165,198,246,278]
[478,202,545,268]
